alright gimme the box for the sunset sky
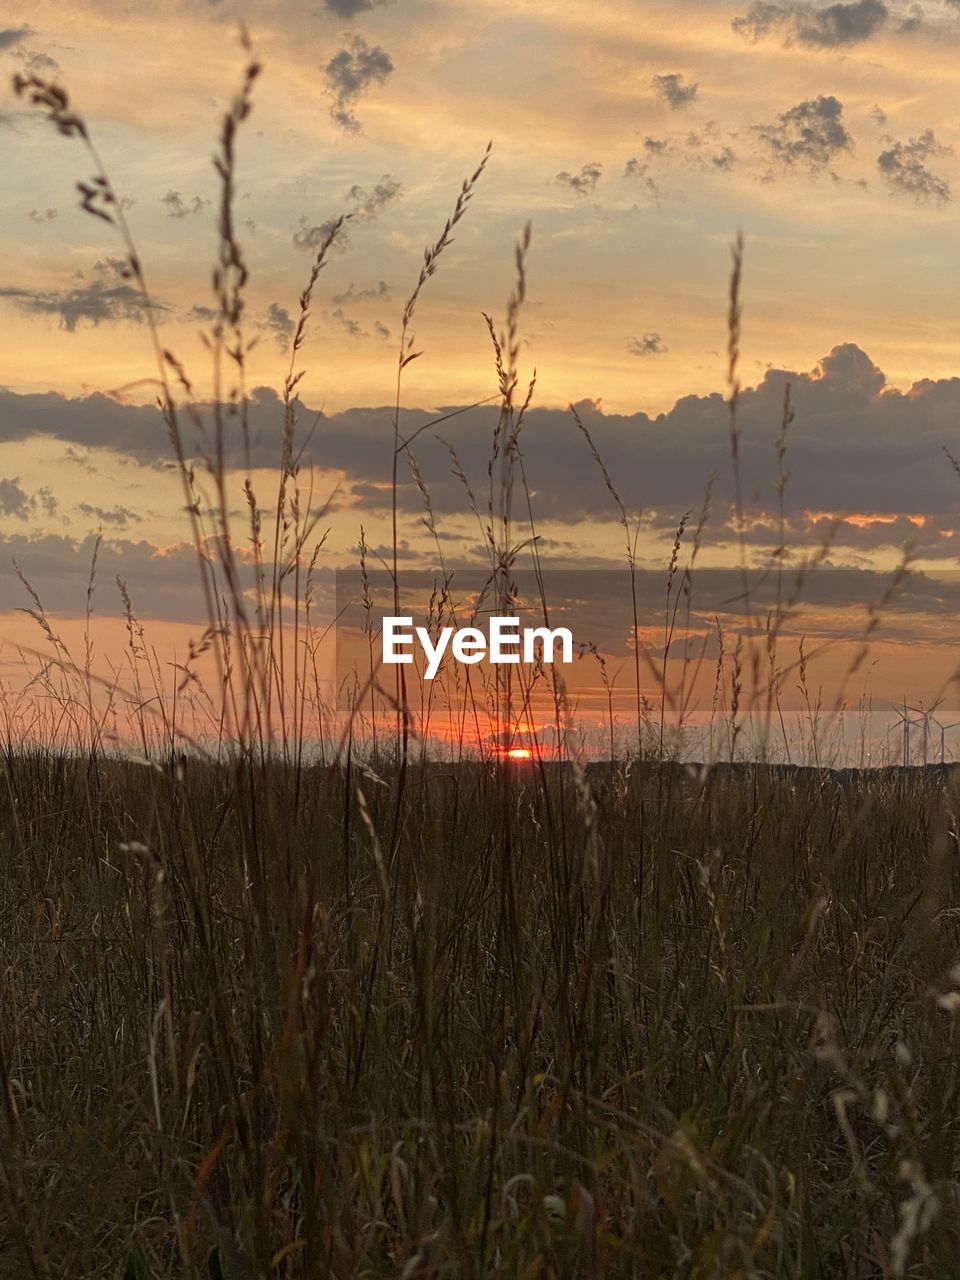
[5,0,960,742]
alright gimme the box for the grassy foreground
[2,753,960,1277]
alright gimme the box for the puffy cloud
[877,129,951,204]
[324,36,394,132]
[755,94,852,173]
[652,72,699,109]
[556,162,603,196]
[5,344,960,555]
[733,0,889,47]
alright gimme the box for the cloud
[755,95,852,173]
[0,531,223,624]
[712,146,737,171]
[733,0,889,46]
[0,25,30,50]
[322,0,389,15]
[262,302,294,348]
[870,103,887,125]
[161,190,210,219]
[0,278,161,332]
[27,208,57,223]
[331,307,366,337]
[556,162,603,196]
[642,136,670,156]
[345,174,403,219]
[0,478,57,520]
[623,158,661,203]
[77,502,141,528]
[324,36,394,132]
[13,45,59,74]
[332,280,391,305]
[652,73,698,109]
[0,478,31,518]
[293,215,350,253]
[627,333,667,357]
[373,320,390,341]
[877,129,951,204]
[9,342,960,578]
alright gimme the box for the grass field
[2,753,960,1276]
[6,48,960,1280]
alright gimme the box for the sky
[4,0,960,746]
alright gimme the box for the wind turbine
[931,714,960,766]
[906,698,944,766]
[890,700,924,766]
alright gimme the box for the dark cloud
[870,104,887,125]
[27,208,57,223]
[627,333,667,357]
[755,95,852,173]
[0,478,31,518]
[324,36,394,132]
[322,0,389,16]
[0,275,161,331]
[77,502,141,528]
[0,478,57,521]
[8,344,960,561]
[332,279,391,305]
[345,174,402,218]
[643,136,670,156]
[652,72,699,109]
[0,25,30,50]
[293,215,350,253]
[262,303,294,348]
[556,162,603,196]
[733,0,889,46]
[161,190,210,219]
[0,532,225,624]
[877,129,951,204]
[373,320,390,341]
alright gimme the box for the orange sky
[5,1,960,756]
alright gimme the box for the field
[5,46,960,1280]
[2,754,960,1276]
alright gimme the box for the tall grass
[1,45,959,1280]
